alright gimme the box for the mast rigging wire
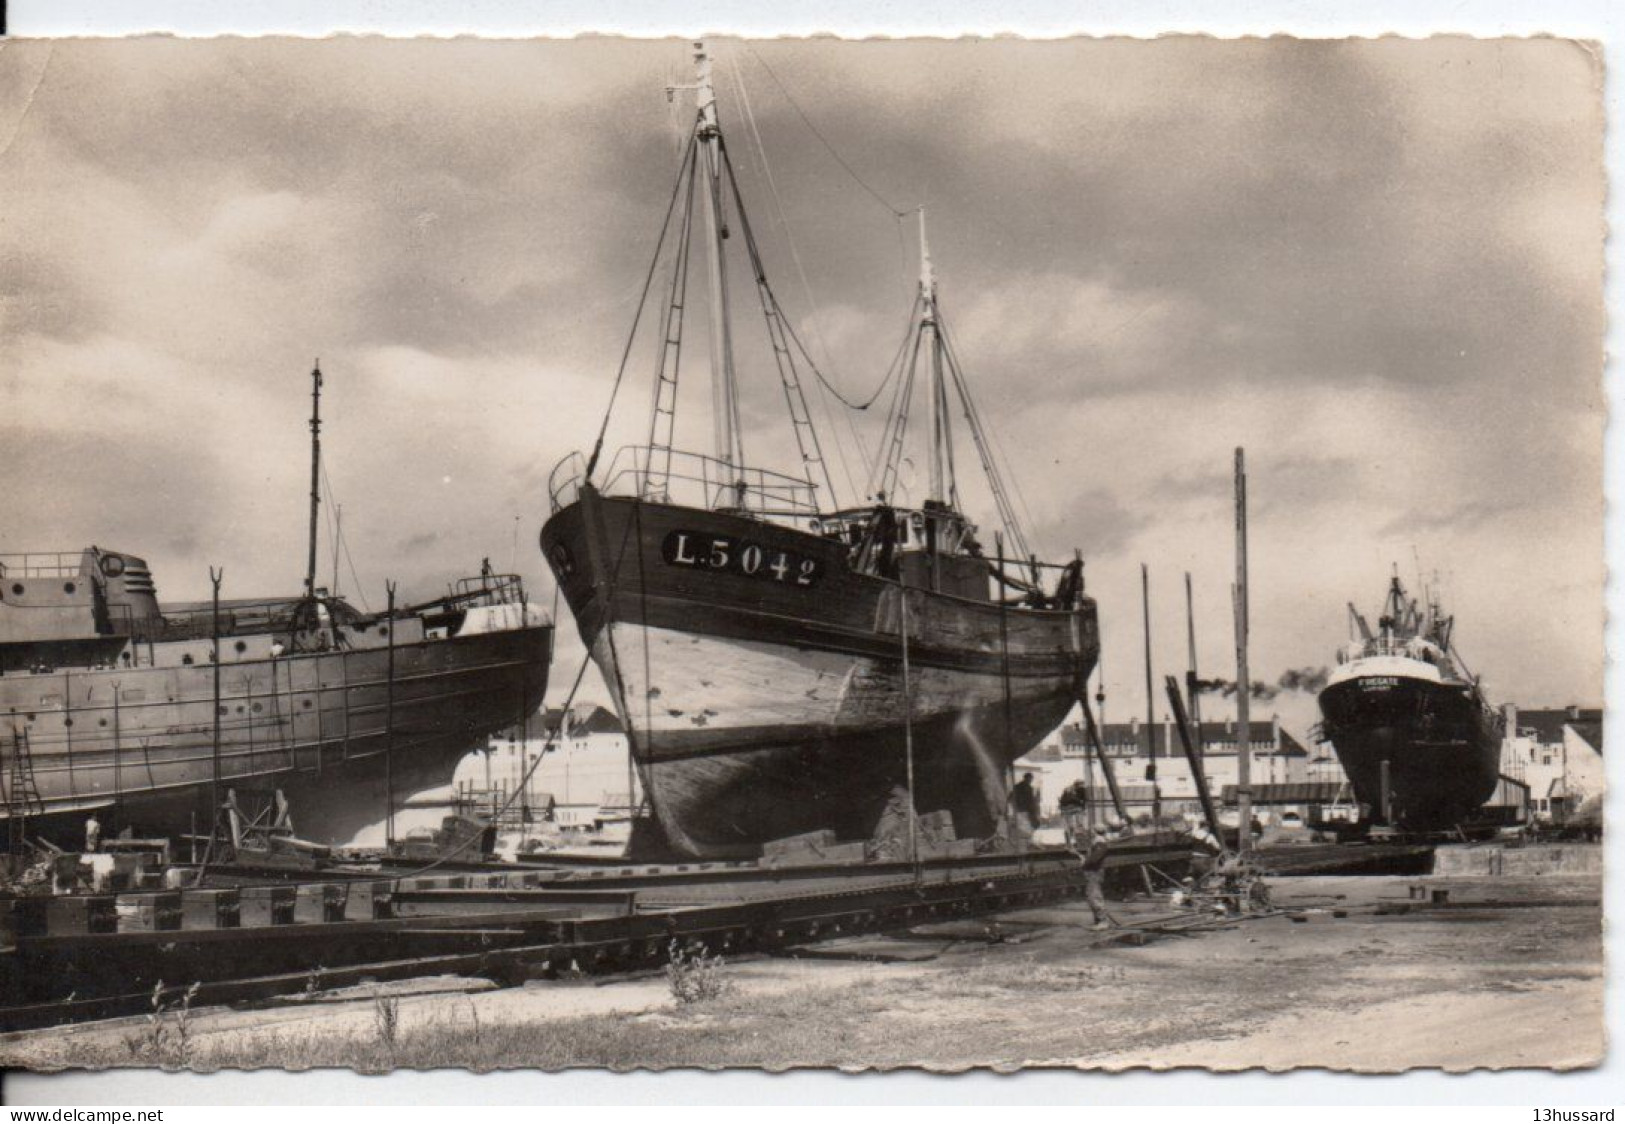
[726,56,870,498]
[585,129,701,483]
[741,43,912,222]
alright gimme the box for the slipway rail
[0,840,1196,1033]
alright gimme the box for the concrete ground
[1,868,1603,1072]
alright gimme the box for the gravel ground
[1,870,1602,1072]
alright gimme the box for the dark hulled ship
[2,368,553,847]
[541,43,1097,860]
[1317,572,1502,830]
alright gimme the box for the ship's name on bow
[661,530,822,586]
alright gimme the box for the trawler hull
[1318,673,1502,830]
[2,625,553,846]
[542,489,1096,859]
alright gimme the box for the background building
[1016,716,1315,823]
[1499,704,1603,824]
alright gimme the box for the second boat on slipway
[1,367,553,848]
[541,42,1098,860]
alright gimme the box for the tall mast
[305,361,323,600]
[1185,571,1204,738]
[692,42,743,487]
[1233,447,1252,857]
[1142,562,1160,823]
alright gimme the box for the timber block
[240,885,297,927]
[47,894,117,935]
[116,891,183,932]
[763,829,838,858]
[181,888,241,929]
[295,882,349,923]
[341,880,395,921]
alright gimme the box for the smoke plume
[1191,666,1330,700]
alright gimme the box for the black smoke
[1192,666,1329,700]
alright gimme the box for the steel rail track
[1,845,1191,1034]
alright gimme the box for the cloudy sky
[0,36,1604,735]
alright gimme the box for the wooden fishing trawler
[1317,571,1503,831]
[2,368,554,848]
[541,43,1098,860]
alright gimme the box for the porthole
[10,584,22,596]
[63,717,73,728]
[98,719,108,727]
[302,699,313,709]
[63,582,76,595]
[234,640,247,654]
[252,702,264,713]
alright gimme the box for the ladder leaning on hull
[5,725,46,854]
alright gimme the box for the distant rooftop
[1511,705,1602,752]
[1060,720,1304,757]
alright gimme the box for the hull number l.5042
[662,530,821,587]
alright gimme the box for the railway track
[0,839,1195,1033]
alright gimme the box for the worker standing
[1057,780,1090,847]
[1080,824,1116,930]
[84,812,101,854]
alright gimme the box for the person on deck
[84,813,101,854]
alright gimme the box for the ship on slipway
[1317,571,1502,831]
[541,43,1098,860]
[1,367,554,847]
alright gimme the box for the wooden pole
[898,575,919,878]
[1080,693,1129,823]
[385,579,397,848]
[1185,571,1204,741]
[209,566,224,849]
[1166,674,1224,845]
[305,362,323,600]
[1234,447,1253,856]
[996,532,1015,849]
[1141,563,1160,825]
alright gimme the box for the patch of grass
[665,939,730,1006]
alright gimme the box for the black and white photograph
[0,29,1607,1075]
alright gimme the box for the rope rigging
[585,129,701,484]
